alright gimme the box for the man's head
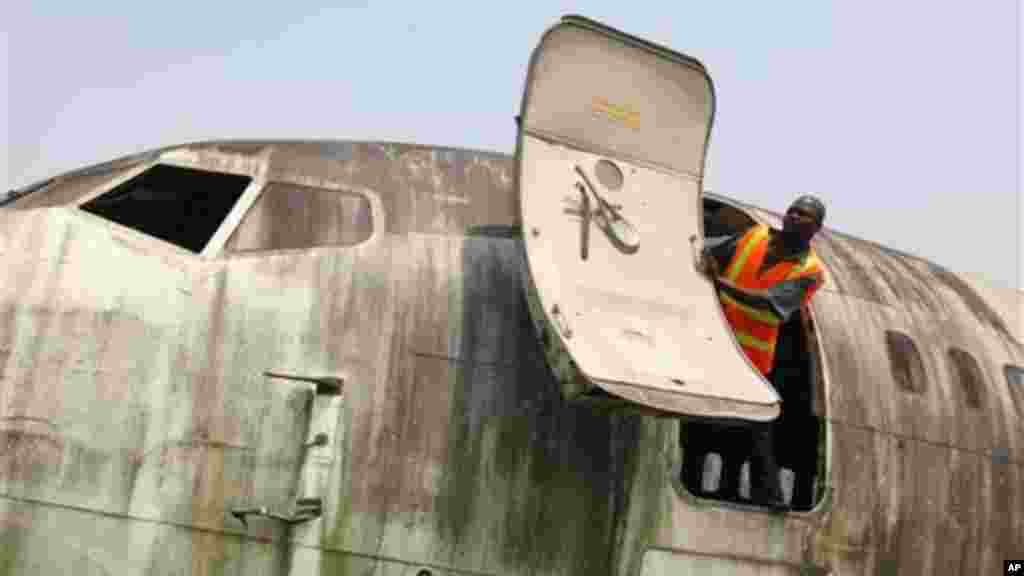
[782,195,825,245]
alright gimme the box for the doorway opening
[679,197,826,511]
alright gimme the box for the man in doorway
[697,195,828,510]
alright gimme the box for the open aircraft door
[517,16,780,421]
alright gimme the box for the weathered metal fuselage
[2,141,1022,575]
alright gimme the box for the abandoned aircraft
[2,14,1021,576]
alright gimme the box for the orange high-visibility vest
[719,224,825,376]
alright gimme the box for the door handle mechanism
[574,164,639,254]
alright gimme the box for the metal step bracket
[230,497,323,528]
[264,370,344,396]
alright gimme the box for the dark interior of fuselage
[80,164,250,253]
[679,198,824,511]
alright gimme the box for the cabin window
[226,182,373,253]
[885,331,927,394]
[947,348,985,409]
[79,164,251,253]
[1004,365,1024,415]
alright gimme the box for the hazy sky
[4,2,1021,289]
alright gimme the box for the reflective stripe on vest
[725,225,770,282]
[734,331,773,353]
[790,253,820,279]
[719,292,781,327]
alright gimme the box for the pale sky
[3,2,1021,289]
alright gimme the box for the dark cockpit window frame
[885,330,928,395]
[78,163,252,254]
[947,348,986,410]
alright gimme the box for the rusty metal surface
[5,165,143,210]
[2,140,1022,574]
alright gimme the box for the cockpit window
[885,331,927,394]
[1003,365,1024,415]
[80,164,251,253]
[225,182,373,253]
[948,348,985,409]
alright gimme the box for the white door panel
[517,16,780,420]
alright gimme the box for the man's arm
[716,276,819,323]
[700,224,752,277]
[765,276,820,320]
